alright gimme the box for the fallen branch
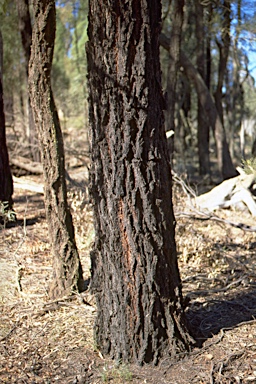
[193,170,256,216]
[172,171,256,231]
[13,175,44,194]
[175,210,256,232]
[13,170,88,195]
[10,155,43,174]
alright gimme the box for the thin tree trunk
[0,78,13,207]
[0,30,13,208]
[180,50,237,180]
[160,33,237,180]
[195,0,210,176]
[227,0,243,159]
[165,0,184,159]
[87,0,193,365]
[28,0,84,299]
[252,139,256,157]
[17,0,40,162]
[214,0,231,122]
[205,3,212,91]
[0,30,3,82]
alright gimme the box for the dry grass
[0,173,256,383]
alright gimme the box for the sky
[229,1,256,81]
[248,50,256,81]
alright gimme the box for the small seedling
[0,201,16,225]
[242,157,256,175]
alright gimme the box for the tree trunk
[165,0,184,159]
[226,0,243,159]
[17,0,40,162]
[87,0,193,365]
[0,30,13,208]
[252,139,256,157]
[0,30,3,80]
[205,3,212,91]
[28,0,84,299]
[195,0,210,176]
[214,0,231,123]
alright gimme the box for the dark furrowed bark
[28,0,83,299]
[17,0,40,162]
[0,74,13,207]
[87,0,193,365]
[0,28,13,209]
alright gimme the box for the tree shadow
[13,193,45,207]
[0,193,45,230]
[183,236,256,346]
[1,217,42,229]
[186,287,256,345]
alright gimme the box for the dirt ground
[0,163,256,383]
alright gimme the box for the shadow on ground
[0,192,46,230]
[186,286,256,345]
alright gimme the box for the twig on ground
[209,361,215,384]
[175,210,256,232]
[0,323,20,342]
[186,276,248,297]
[172,171,197,201]
[10,200,29,293]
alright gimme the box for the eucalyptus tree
[195,0,211,176]
[28,0,84,298]
[0,29,13,210]
[17,0,40,162]
[163,1,255,167]
[87,0,193,364]
[165,0,184,159]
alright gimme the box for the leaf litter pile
[0,171,256,383]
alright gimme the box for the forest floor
[0,154,256,383]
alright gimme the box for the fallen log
[13,176,44,194]
[13,170,87,195]
[193,170,256,216]
[10,155,43,174]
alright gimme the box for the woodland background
[0,0,256,383]
[1,0,256,175]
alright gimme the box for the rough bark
[87,0,193,365]
[195,0,210,176]
[160,34,237,180]
[165,0,184,159]
[0,30,13,208]
[0,30,3,81]
[17,0,40,162]
[28,0,84,299]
